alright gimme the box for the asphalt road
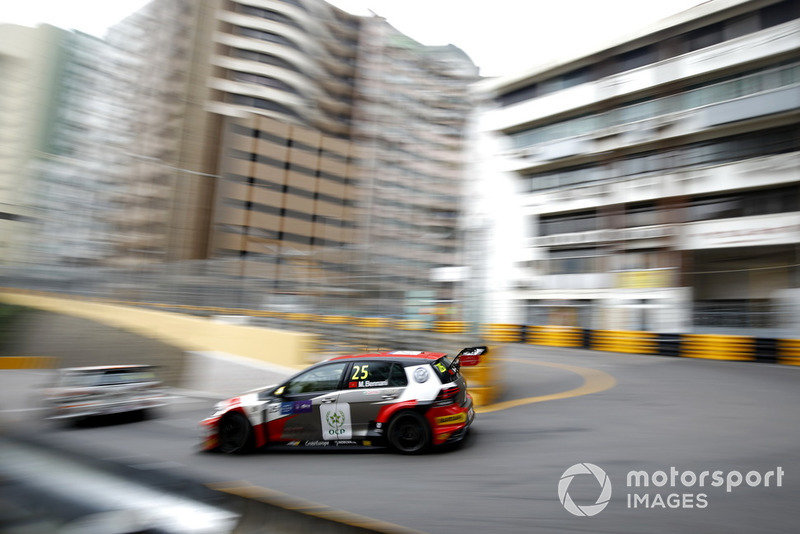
[2,344,799,534]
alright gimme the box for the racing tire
[218,412,254,454]
[387,411,430,454]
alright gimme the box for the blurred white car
[44,365,168,421]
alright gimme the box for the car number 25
[351,364,370,380]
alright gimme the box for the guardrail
[3,288,798,375]
[479,323,799,364]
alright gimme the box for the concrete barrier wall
[0,291,315,370]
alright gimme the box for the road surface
[1,344,799,533]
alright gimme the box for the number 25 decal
[351,364,369,380]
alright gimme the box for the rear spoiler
[454,346,487,368]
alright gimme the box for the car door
[268,362,347,442]
[336,361,408,439]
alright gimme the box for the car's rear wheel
[218,412,253,454]
[387,411,430,454]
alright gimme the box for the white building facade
[477,0,800,334]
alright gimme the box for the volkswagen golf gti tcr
[200,347,485,454]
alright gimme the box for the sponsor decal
[297,440,360,447]
[435,413,467,426]
[413,367,429,383]
[294,400,312,413]
[321,403,352,440]
[280,400,313,415]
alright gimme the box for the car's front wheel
[387,411,430,454]
[218,412,253,454]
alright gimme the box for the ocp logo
[558,463,612,517]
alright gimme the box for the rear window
[58,368,157,387]
[100,369,157,385]
[432,356,460,383]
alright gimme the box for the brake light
[434,385,460,406]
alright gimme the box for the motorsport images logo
[558,463,785,516]
[558,463,612,517]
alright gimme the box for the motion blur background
[0,0,798,336]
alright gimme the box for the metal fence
[1,259,798,338]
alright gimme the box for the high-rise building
[477,0,800,333]
[0,25,68,266]
[104,0,221,266]
[97,0,478,314]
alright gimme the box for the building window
[498,1,800,109]
[539,210,601,236]
[509,61,800,150]
[545,248,602,275]
[625,202,660,228]
[687,186,800,221]
[232,25,302,52]
[231,71,297,93]
[617,45,657,72]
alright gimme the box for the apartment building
[103,0,221,266]
[478,0,800,333]
[0,24,68,266]
[85,0,477,313]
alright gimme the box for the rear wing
[454,346,487,368]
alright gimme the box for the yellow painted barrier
[461,345,501,407]
[482,324,522,343]
[591,330,658,354]
[681,334,755,361]
[318,315,350,324]
[356,317,392,328]
[395,319,427,331]
[527,325,583,347]
[778,339,800,366]
[434,321,469,334]
[0,356,58,369]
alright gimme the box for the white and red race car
[200,347,485,454]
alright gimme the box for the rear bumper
[427,394,474,446]
[47,396,167,420]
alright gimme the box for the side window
[346,362,408,389]
[389,364,408,387]
[284,363,347,395]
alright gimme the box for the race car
[43,365,168,422]
[200,346,485,454]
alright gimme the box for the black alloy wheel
[218,412,253,454]
[387,411,430,454]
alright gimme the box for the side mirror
[273,385,285,397]
[456,346,487,367]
